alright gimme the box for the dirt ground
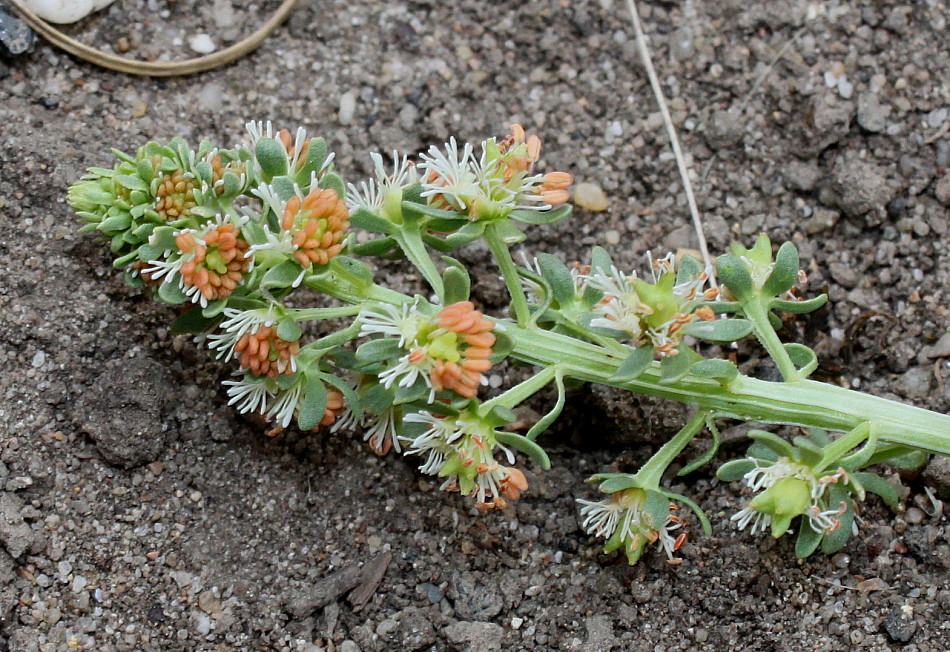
[1,0,949,650]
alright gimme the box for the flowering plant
[69,123,949,566]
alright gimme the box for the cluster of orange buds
[233,325,300,378]
[176,222,249,303]
[430,301,496,398]
[281,188,349,267]
[154,168,198,219]
[208,155,247,196]
[320,387,346,428]
[498,124,573,206]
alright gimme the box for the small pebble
[338,92,357,125]
[905,507,925,524]
[188,33,216,55]
[573,182,608,211]
[604,229,620,245]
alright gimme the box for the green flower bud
[749,476,811,538]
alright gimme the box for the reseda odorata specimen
[70,123,950,566]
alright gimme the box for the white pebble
[573,182,609,212]
[22,0,115,24]
[489,374,503,389]
[188,34,216,55]
[338,92,357,125]
[511,617,524,630]
[31,351,46,368]
[605,229,620,245]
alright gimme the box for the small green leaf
[276,317,302,342]
[295,136,328,186]
[681,318,753,342]
[494,432,551,470]
[675,254,704,285]
[157,280,188,304]
[769,294,828,314]
[262,261,305,288]
[536,253,576,305]
[355,338,403,363]
[255,137,288,179]
[442,266,471,304]
[852,472,899,509]
[489,330,513,363]
[350,237,399,256]
[795,518,823,558]
[590,246,613,274]
[678,420,720,476]
[349,207,395,234]
[748,431,794,459]
[716,254,754,300]
[98,213,132,232]
[784,343,817,376]
[821,497,854,554]
[596,475,640,494]
[658,350,691,385]
[643,489,671,530]
[171,307,219,335]
[393,380,428,404]
[526,372,566,441]
[116,174,150,193]
[508,204,572,225]
[485,405,518,428]
[492,219,526,244]
[762,241,800,297]
[297,376,328,431]
[792,437,823,467]
[716,459,756,482]
[271,175,296,201]
[361,383,395,414]
[690,359,738,382]
[202,299,228,318]
[610,345,654,381]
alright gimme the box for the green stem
[393,226,445,299]
[484,222,530,327]
[818,422,871,468]
[479,365,559,415]
[289,305,363,321]
[636,410,709,487]
[745,298,800,382]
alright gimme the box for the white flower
[730,505,772,535]
[584,265,645,339]
[223,375,274,415]
[358,301,424,348]
[418,137,479,211]
[265,380,305,429]
[333,404,403,455]
[578,490,686,563]
[346,151,418,215]
[206,307,280,361]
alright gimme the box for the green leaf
[401,200,464,221]
[319,172,346,200]
[590,246,613,274]
[610,345,654,381]
[661,490,712,536]
[492,219,526,244]
[770,294,828,314]
[795,518,823,558]
[485,406,518,428]
[442,266,471,304]
[705,300,743,315]
[255,137,288,179]
[322,373,362,422]
[202,299,228,318]
[508,204,572,225]
[690,359,738,382]
[716,254,754,300]
[350,237,399,256]
[489,330,513,363]
[595,475,640,494]
[784,343,817,376]
[497,432,552,470]
[526,372,566,441]
[297,376,328,431]
[271,175,296,201]
[536,253,576,305]
[295,136,328,186]
[361,383,395,414]
[792,437,823,467]
[716,459,756,482]
[157,280,188,304]
[681,318,753,342]
[262,261,305,288]
[642,489,672,530]
[806,428,831,447]
[675,255,704,285]
[355,338,403,363]
[276,317,302,342]
[116,174,150,193]
[332,255,373,286]
[171,307,219,335]
[98,213,132,232]
[678,420,720,476]
[658,351,691,385]
[349,207,395,234]
[748,431,794,459]
[821,495,854,554]
[762,241,800,297]
[393,380,428,404]
[852,472,899,509]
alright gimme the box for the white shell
[23,0,117,24]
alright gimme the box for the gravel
[0,0,948,650]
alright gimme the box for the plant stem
[394,227,445,299]
[636,410,709,487]
[289,305,363,321]
[484,222,530,327]
[744,298,801,381]
[479,365,558,415]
